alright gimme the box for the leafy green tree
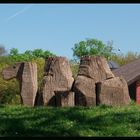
[43,50,55,59]
[9,48,20,62]
[24,50,33,56]
[10,48,18,56]
[9,48,55,62]
[32,49,44,58]
[72,38,115,60]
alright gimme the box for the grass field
[0,102,140,137]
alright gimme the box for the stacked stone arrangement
[2,56,131,107]
[41,57,74,107]
[73,56,130,106]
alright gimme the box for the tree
[32,49,44,58]
[10,48,19,56]
[9,48,56,62]
[43,50,55,59]
[0,45,7,56]
[72,38,115,60]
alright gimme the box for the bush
[0,57,46,105]
[0,47,54,105]
[9,48,55,62]
[112,51,140,66]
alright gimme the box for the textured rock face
[2,62,38,107]
[73,56,113,106]
[73,55,130,106]
[2,63,24,80]
[73,76,96,106]
[42,56,74,106]
[55,91,74,107]
[97,77,131,106]
[2,55,131,107]
[21,62,38,106]
[78,56,114,82]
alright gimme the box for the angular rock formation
[73,75,96,106]
[42,56,74,106]
[73,56,113,106]
[55,91,74,107]
[96,77,131,106]
[73,55,130,106]
[2,55,131,107]
[78,56,114,82]
[2,62,38,107]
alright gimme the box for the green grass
[0,102,140,137]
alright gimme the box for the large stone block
[98,77,131,106]
[78,56,114,82]
[73,55,130,107]
[55,91,74,107]
[73,75,96,106]
[21,62,38,106]
[73,56,114,107]
[42,56,74,106]
[2,62,38,106]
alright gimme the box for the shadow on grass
[0,105,140,136]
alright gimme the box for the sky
[0,4,140,59]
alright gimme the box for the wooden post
[136,80,140,104]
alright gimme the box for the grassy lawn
[0,102,140,137]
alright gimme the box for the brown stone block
[42,56,74,106]
[2,62,38,107]
[73,76,96,106]
[99,77,131,106]
[55,91,74,107]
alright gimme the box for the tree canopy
[9,48,55,62]
[72,38,115,60]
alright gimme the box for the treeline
[72,38,140,66]
[0,47,55,105]
[0,38,140,105]
[9,48,55,62]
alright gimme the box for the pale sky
[0,4,140,59]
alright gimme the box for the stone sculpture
[2,55,130,107]
[96,77,130,106]
[41,56,74,106]
[2,62,38,106]
[73,55,130,106]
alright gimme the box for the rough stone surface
[73,56,114,106]
[78,56,114,82]
[42,56,74,106]
[21,62,38,106]
[73,55,130,106]
[2,55,131,107]
[98,77,131,106]
[55,91,74,107]
[2,62,38,106]
[2,62,24,80]
[73,76,96,106]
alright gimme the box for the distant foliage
[1,44,140,105]
[0,48,55,104]
[112,51,140,66]
[9,48,55,62]
[72,38,115,61]
[72,38,140,66]
[0,57,45,105]
[0,45,7,56]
